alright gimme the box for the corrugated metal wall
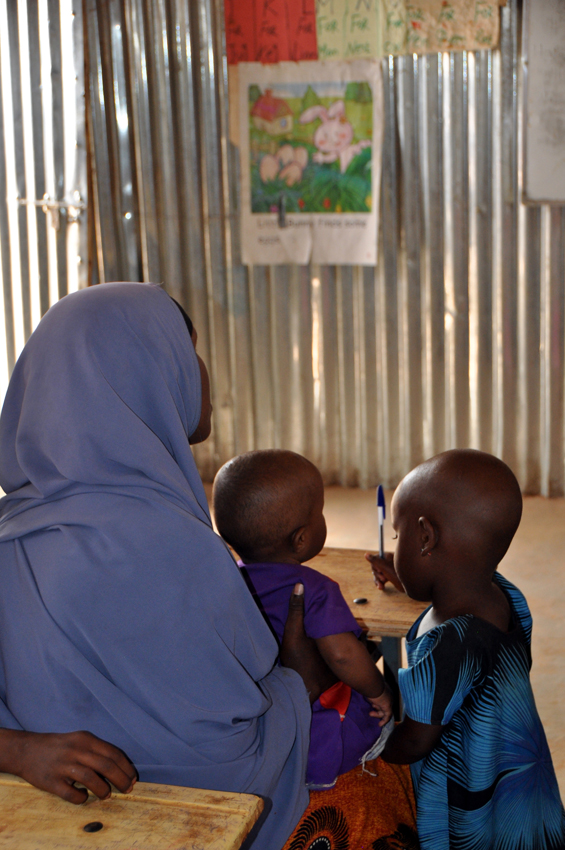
[85,1,565,494]
[0,0,87,389]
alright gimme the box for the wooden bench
[0,773,264,849]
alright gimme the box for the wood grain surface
[307,547,427,638]
[0,773,263,850]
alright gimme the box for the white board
[523,0,565,203]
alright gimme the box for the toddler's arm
[315,632,393,725]
[365,551,404,592]
[381,716,443,764]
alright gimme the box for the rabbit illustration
[299,100,371,173]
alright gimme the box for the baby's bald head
[394,450,522,567]
[213,450,324,562]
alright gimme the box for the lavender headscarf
[0,283,310,849]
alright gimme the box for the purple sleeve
[302,574,362,640]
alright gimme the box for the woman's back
[0,283,310,849]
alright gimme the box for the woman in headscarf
[0,283,417,849]
[0,282,310,848]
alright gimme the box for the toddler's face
[391,489,433,602]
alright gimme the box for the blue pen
[377,485,385,558]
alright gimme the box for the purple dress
[239,560,383,788]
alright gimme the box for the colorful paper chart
[225,0,318,64]
[315,0,501,60]
[381,0,501,54]
[225,0,501,64]
[316,0,382,61]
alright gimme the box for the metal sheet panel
[0,0,87,397]
[83,0,565,494]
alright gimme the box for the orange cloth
[319,681,352,720]
[283,757,418,850]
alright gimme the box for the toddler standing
[368,449,565,850]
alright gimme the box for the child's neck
[240,553,303,565]
[418,569,510,637]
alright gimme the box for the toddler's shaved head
[396,449,522,566]
[213,450,323,562]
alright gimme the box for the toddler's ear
[291,526,308,554]
[419,516,437,557]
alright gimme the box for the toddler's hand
[365,551,404,592]
[368,684,394,726]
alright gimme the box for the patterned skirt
[282,758,419,850]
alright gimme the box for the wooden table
[307,547,427,672]
[0,773,263,850]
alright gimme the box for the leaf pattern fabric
[399,574,565,850]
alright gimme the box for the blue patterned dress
[399,573,565,850]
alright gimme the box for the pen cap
[376,485,386,518]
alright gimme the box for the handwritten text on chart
[225,0,318,64]
[316,0,382,60]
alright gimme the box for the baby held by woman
[213,449,393,789]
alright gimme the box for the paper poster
[315,0,501,60]
[225,0,318,64]
[239,60,383,266]
[316,0,383,61]
[384,0,501,53]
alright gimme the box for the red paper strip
[225,0,255,64]
[225,0,317,64]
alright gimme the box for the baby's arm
[381,716,443,764]
[315,632,393,725]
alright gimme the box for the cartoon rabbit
[299,100,371,173]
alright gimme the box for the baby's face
[391,487,433,602]
[300,476,327,563]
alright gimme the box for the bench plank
[0,773,263,849]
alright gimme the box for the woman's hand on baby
[281,584,339,704]
[365,552,404,593]
[0,729,137,804]
[367,684,394,726]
